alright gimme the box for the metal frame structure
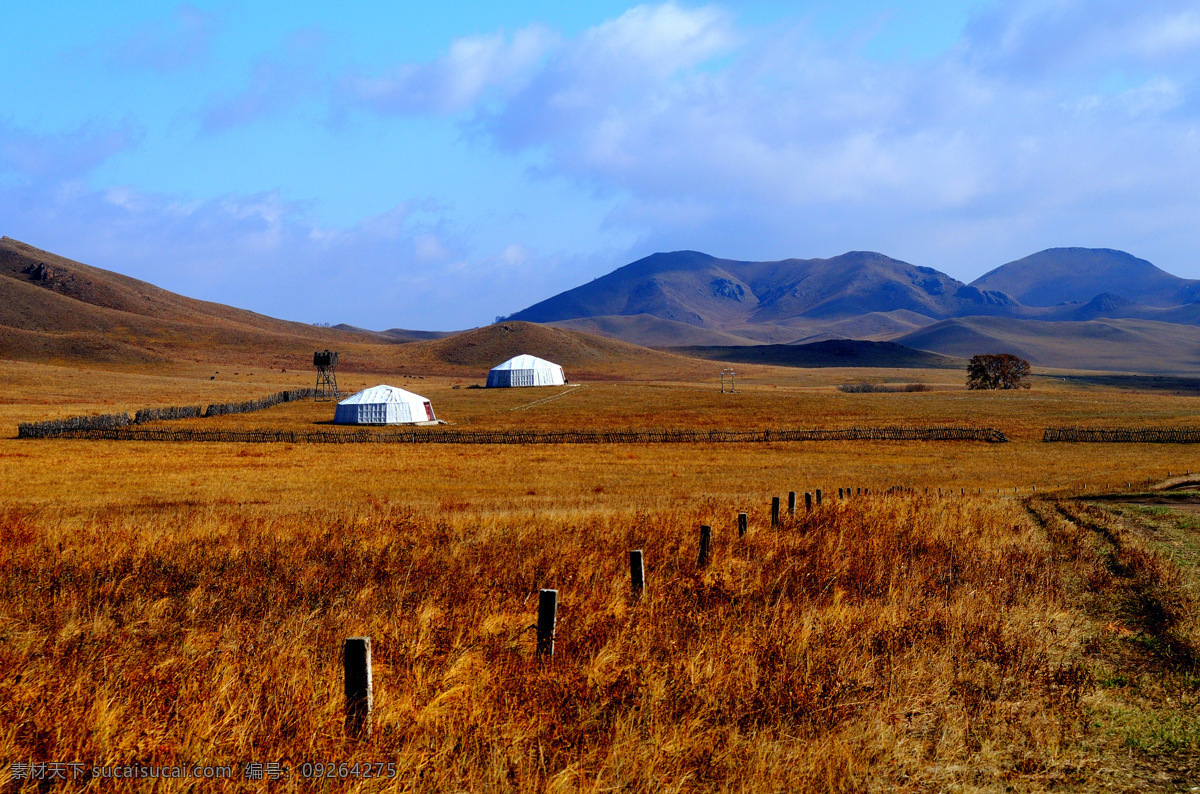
[720,368,738,393]
[314,350,340,401]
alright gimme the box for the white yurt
[334,385,436,425]
[486,354,567,388]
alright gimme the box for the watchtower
[314,350,339,401]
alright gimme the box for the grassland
[5,359,1200,790]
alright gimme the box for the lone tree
[967,353,1031,390]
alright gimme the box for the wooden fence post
[629,550,644,598]
[816,489,822,505]
[738,512,747,538]
[805,492,812,512]
[537,589,558,657]
[698,525,712,568]
[771,497,780,528]
[788,491,796,516]
[838,488,844,499]
[344,637,372,739]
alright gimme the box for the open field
[6,357,1200,790]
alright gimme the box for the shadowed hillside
[670,339,960,370]
[895,317,1200,373]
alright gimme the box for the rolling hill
[387,321,713,380]
[549,314,762,347]
[970,248,1200,307]
[0,236,400,368]
[0,238,718,380]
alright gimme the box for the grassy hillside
[550,314,762,347]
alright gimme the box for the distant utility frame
[721,368,738,393]
[314,350,340,402]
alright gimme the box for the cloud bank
[6,1,1200,329]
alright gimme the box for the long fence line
[1043,427,1200,443]
[18,389,319,439]
[18,425,1009,445]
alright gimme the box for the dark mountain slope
[672,339,959,370]
[895,317,1200,374]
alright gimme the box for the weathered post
[537,589,558,657]
[816,489,822,505]
[698,525,712,568]
[629,550,644,598]
[805,492,812,512]
[838,488,844,499]
[788,491,796,517]
[738,512,747,538]
[771,497,780,528]
[344,637,372,739]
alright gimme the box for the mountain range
[506,248,1200,333]
[500,247,1200,372]
[6,234,1200,375]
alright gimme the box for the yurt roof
[489,354,562,371]
[337,384,429,405]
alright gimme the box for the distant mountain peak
[970,247,1195,308]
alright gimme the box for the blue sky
[4,1,1200,330]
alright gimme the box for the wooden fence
[1043,427,1200,443]
[18,389,319,439]
[19,425,1009,445]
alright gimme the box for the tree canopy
[966,354,1031,390]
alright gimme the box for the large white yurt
[334,385,436,425]
[486,354,567,388]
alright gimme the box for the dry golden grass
[2,491,1117,791]
[6,359,1200,790]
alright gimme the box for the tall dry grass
[2,493,1103,791]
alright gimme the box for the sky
[3,1,1200,330]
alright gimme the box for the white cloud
[341,24,559,114]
